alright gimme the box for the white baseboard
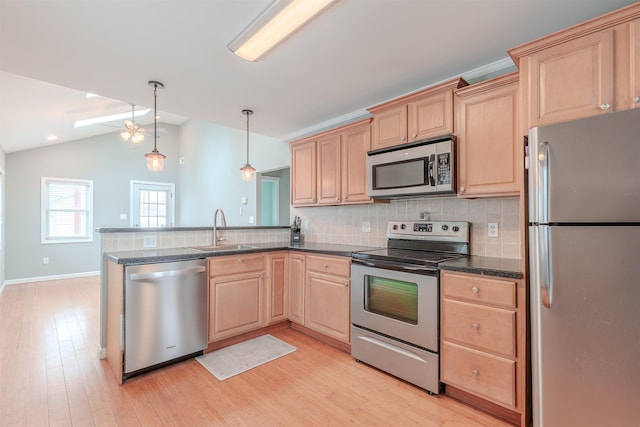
[3,270,100,286]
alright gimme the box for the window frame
[41,176,94,244]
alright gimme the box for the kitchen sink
[190,244,258,252]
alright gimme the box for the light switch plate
[361,222,371,233]
[143,235,158,248]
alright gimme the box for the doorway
[257,167,290,226]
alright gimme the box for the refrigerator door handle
[538,225,553,308]
[537,141,550,224]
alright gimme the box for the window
[130,181,175,227]
[41,177,93,244]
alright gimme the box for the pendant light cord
[242,109,253,164]
[153,83,158,152]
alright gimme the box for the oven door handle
[352,258,438,274]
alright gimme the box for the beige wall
[291,196,521,259]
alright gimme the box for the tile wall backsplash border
[290,196,521,259]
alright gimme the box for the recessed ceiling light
[73,109,151,128]
[46,135,58,141]
[85,92,100,98]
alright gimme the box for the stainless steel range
[350,220,469,394]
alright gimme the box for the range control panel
[387,220,469,242]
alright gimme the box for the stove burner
[352,220,470,267]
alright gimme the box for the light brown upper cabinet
[290,119,374,207]
[455,72,520,198]
[290,139,317,206]
[368,77,468,151]
[508,4,640,132]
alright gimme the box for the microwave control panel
[437,153,451,185]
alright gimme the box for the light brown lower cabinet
[440,270,527,426]
[287,252,351,344]
[208,254,265,342]
[265,252,288,325]
[287,252,306,325]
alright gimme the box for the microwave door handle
[428,154,435,186]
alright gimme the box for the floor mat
[195,334,297,380]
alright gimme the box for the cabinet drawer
[441,272,516,308]
[442,299,516,358]
[441,342,516,409]
[306,254,350,277]
[208,254,265,276]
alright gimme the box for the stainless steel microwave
[367,136,456,198]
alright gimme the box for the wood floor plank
[0,277,512,426]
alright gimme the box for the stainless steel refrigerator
[528,108,640,426]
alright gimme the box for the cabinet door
[291,140,317,206]
[287,253,306,324]
[372,105,407,150]
[317,133,342,205]
[266,252,288,325]
[341,123,371,203]
[631,18,640,109]
[209,271,263,342]
[457,79,520,197]
[408,90,454,142]
[305,271,350,343]
[525,29,614,127]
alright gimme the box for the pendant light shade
[240,109,255,181]
[144,80,166,171]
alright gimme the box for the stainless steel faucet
[213,208,227,246]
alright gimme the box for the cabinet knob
[400,136,406,141]
[412,133,417,138]
[324,264,329,268]
[236,259,244,264]
[459,186,466,193]
[471,286,479,294]
[344,282,349,287]
[335,197,339,201]
[472,323,479,331]
[471,369,479,377]
[600,103,611,110]
[634,96,640,103]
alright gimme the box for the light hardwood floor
[0,276,511,426]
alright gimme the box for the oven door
[350,262,439,352]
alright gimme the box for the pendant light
[144,81,166,171]
[240,109,256,181]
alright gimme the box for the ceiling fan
[116,103,147,143]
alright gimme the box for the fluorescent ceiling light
[228,0,338,62]
[73,109,150,128]
[46,135,58,141]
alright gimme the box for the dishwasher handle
[128,265,206,281]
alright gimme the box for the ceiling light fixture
[120,104,145,144]
[228,0,338,62]
[144,81,166,172]
[240,109,256,181]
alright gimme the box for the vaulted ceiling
[0,0,636,153]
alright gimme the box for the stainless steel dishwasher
[124,259,207,378]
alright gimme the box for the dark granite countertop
[96,225,290,233]
[105,242,382,265]
[439,256,523,279]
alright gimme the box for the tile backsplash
[291,196,521,259]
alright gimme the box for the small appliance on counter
[291,216,302,244]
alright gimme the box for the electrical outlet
[361,222,371,233]
[419,212,430,220]
[143,235,158,248]
[120,213,128,220]
[43,257,49,265]
[488,223,499,238]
